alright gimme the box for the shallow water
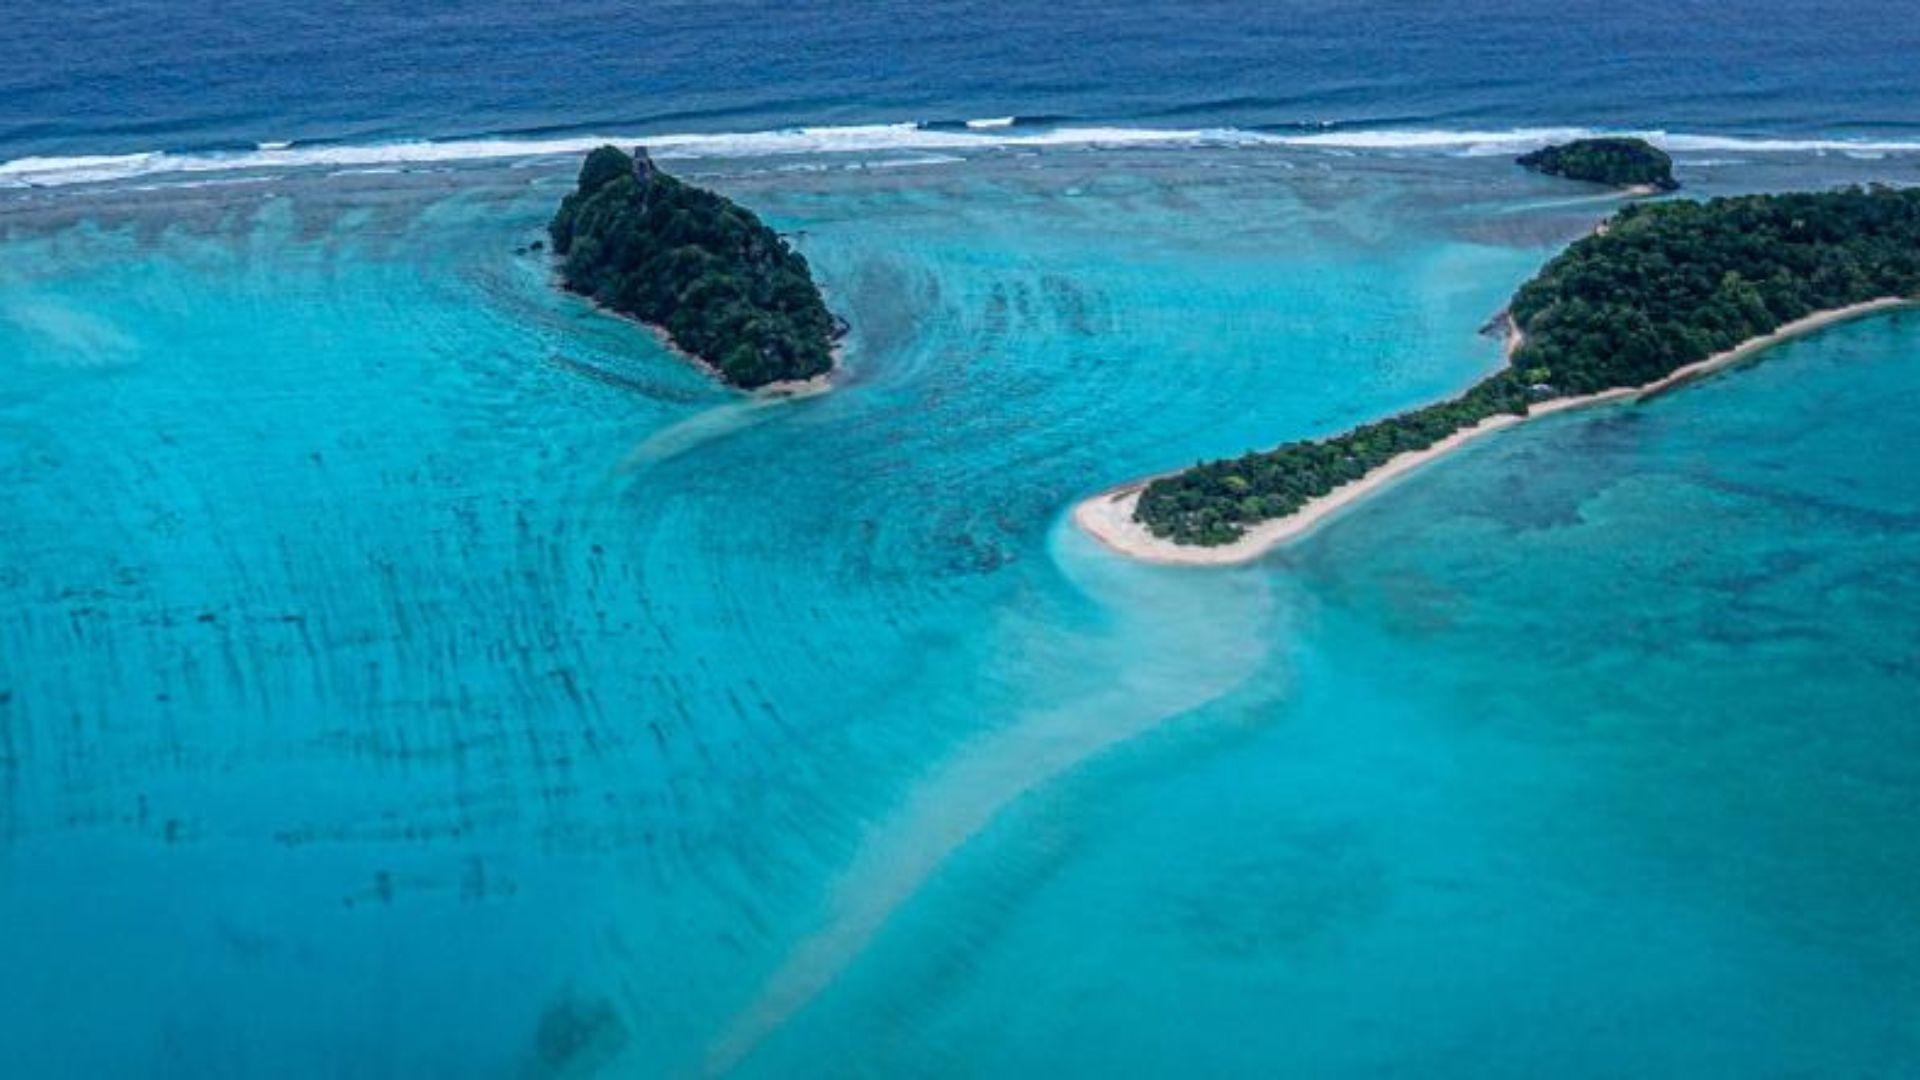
[2,149,1917,1077]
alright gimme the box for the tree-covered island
[550,145,840,390]
[1518,137,1679,191]
[1133,186,1920,546]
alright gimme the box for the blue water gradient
[4,144,1919,1076]
[6,0,1920,163]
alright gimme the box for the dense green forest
[1517,137,1678,190]
[1136,186,1920,545]
[550,145,838,389]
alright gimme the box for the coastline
[1075,296,1914,566]
[577,285,843,400]
[628,305,844,400]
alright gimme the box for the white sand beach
[1075,297,1915,566]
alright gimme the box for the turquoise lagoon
[2,150,1918,1076]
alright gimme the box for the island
[1077,186,1920,564]
[550,145,840,391]
[1518,137,1679,192]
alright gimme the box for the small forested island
[1518,137,1679,191]
[1109,185,1920,551]
[550,145,839,390]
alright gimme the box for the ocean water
[5,3,1920,1077]
[7,0,1920,166]
[7,0,1920,191]
[6,144,1919,1077]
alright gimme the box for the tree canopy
[1518,137,1679,190]
[1136,186,1920,545]
[550,145,837,389]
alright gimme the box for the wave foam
[1283,126,1920,157]
[5,122,1919,190]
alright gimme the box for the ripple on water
[4,153,1917,1076]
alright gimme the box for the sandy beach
[639,313,844,400]
[1075,296,1915,566]
[582,290,843,399]
[755,369,838,399]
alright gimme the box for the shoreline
[1074,296,1914,567]
[577,286,844,400]
[625,305,845,400]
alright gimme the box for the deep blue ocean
[6,0,1920,171]
[4,3,1920,1078]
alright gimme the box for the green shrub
[550,146,837,390]
[1138,186,1920,544]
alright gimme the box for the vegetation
[1137,186,1920,545]
[550,145,838,389]
[1517,137,1679,190]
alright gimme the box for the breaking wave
[6,121,1920,190]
